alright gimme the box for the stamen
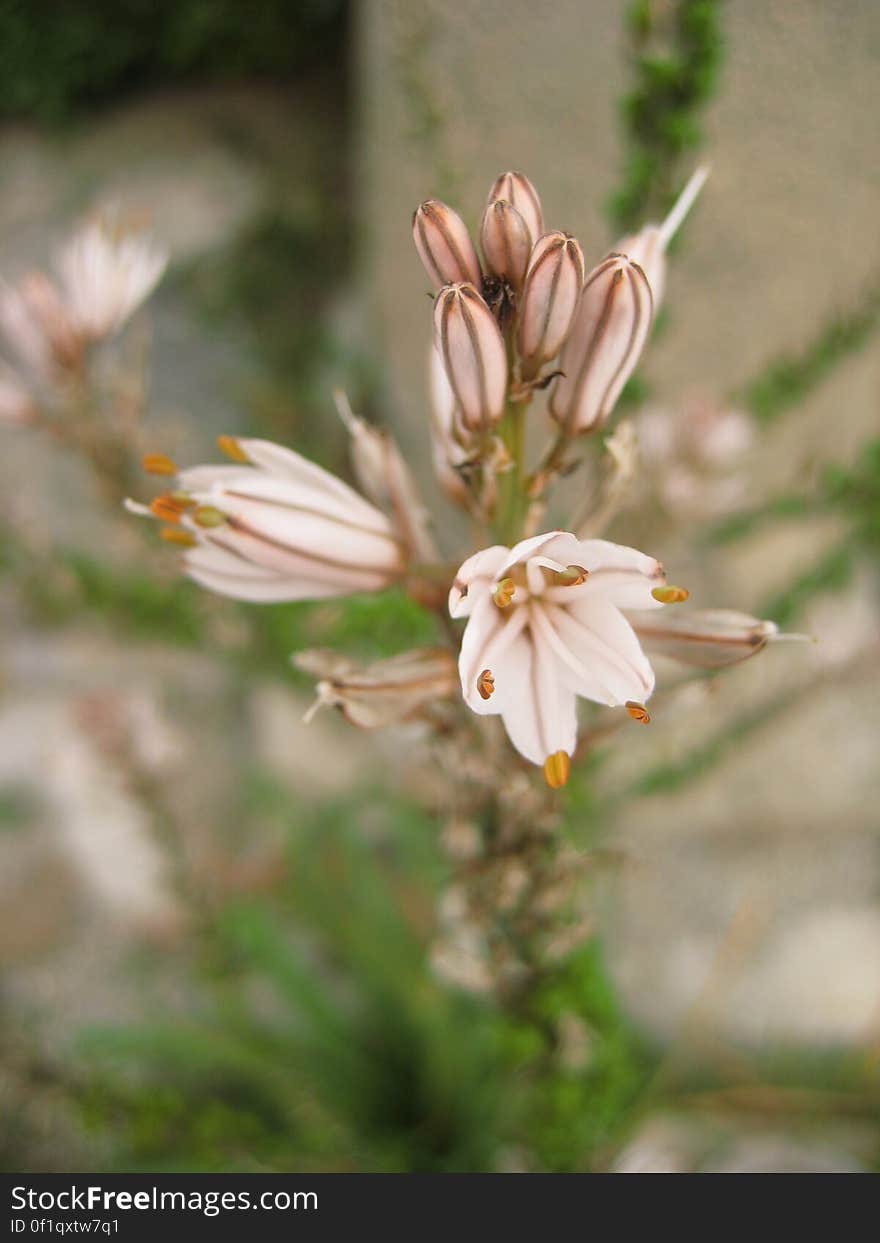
[160,528,197,547]
[555,565,589,587]
[142,452,178,476]
[194,505,228,528]
[477,669,495,700]
[652,585,689,604]
[626,701,651,724]
[217,435,250,463]
[543,750,571,789]
[169,491,196,508]
[149,496,184,523]
[493,578,516,608]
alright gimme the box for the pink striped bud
[413,199,482,289]
[517,231,585,377]
[433,283,507,434]
[479,199,532,290]
[549,254,653,434]
[486,171,544,246]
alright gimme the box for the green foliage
[737,282,880,425]
[72,792,654,1173]
[611,0,725,231]
[43,549,439,671]
[0,0,346,123]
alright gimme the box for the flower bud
[486,171,544,246]
[549,254,653,434]
[433,283,507,434]
[412,199,482,289]
[479,199,532,290]
[517,231,585,377]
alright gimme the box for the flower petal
[544,537,665,609]
[548,596,655,704]
[449,544,509,617]
[499,627,578,765]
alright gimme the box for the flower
[56,214,167,342]
[449,531,667,783]
[129,437,405,602]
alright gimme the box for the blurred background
[1,0,879,1173]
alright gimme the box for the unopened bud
[486,171,544,246]
[413,200,482,289]
[518,231,586,377]
[433,283,508,433]
[480,200,532,290]
[550,254,653,434]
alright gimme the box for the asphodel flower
[480,199,532,290]
[56,214,167,342]
[433,282,508,434]
[296,647,458,729]
[627,607,782,668]
[412,199,483,290]
[486,171,544,247]
[128,437,405,601]
[517,231,585,379]
[615,165,709,310]
[450,531,668,784]
[550,254,654,435]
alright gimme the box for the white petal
[549,597,655,704]
[459,596,530,716]
[500,530,567,576]
[499,627,578,765]
[235,438,392,531]
[449,545,509,617]
[544,537,665,609]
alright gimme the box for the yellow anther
[556,564,589,587]
[477,669,495,701]
[543,750,571,789]
[149,496,184,523]
[493,578,516,608]
[160,527,197,547]
[652,585,689,604]
[217,435,250,463]
[626,701,651,724]
[194,505,228,528]
[142,452,178,476]
[169,491,196,508]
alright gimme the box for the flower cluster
[0,210,166,424]
[129,165,783,788]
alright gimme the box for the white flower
[56,215,167,341]
[129,437,405,602]
[449,531,667,783]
